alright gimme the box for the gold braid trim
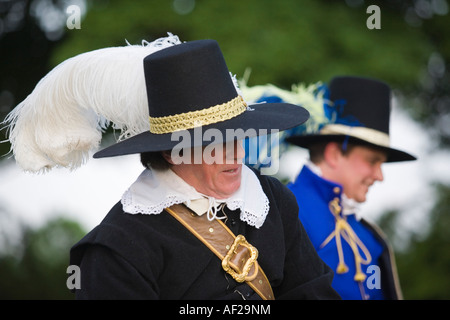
[149,95,248,134]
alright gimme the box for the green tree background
[0,0,449,299]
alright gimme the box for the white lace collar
[121,165,270,228]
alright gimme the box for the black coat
[70,170,340,300]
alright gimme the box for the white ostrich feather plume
[2,33,182,173]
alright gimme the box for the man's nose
[374,164,384,182]
[225,140,245,162]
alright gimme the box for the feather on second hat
[238,81,329,170]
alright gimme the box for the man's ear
[323,142,342,169]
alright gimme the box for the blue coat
[287,165,402,300]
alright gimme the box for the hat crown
[143,40,238,119]
[329,76,391,135]
[93,38,310,159]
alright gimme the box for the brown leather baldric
[165,204,274,300]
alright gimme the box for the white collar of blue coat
[304,162,362,219]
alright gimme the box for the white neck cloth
[121,165,270,228]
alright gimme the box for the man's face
[334,145,387,203]
[169,140,245,199]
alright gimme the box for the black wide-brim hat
[94,40,309,158]
[286,76,416,163]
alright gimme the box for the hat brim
[94,103,309,158]
[286,134,416,163]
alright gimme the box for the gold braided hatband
[149,95,248,134]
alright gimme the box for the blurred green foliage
[51,0,433,89]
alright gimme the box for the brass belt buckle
[222,235,259,283]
